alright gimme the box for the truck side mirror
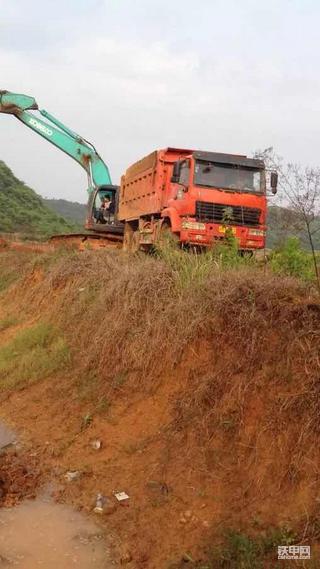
[270,171,278,195]
[171,161,182,183]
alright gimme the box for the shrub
[270,237,316,281]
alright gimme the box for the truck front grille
[195,201,261,227]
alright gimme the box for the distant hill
[43,198,86,225]
[267,205,320,250]
[0,161,81,239]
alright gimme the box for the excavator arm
[0,90,111,193]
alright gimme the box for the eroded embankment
[0,249,320,568]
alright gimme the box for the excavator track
[0,232,123,254]
[49,232,123,250]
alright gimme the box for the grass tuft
[0,322,70,390]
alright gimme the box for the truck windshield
[194,161,264,193]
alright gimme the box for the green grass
[169,526,314,568]
[156,234,320,290]
[270,237,318,281]
[0,322,70,390]
[206,529,295,569]
[155,233,254,290]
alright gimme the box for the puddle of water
[0,498,112,568]
[0,423,16,450]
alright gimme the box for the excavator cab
[87,185,123,234]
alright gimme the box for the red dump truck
[118,148,277,252]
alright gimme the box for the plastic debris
[64,471,81,482]
[114,491,129,502]
[93,493,107,514]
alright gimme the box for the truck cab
[168,151,272,250]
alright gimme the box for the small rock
[64,471,81,482]
[90,439,102,450]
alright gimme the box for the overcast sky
[1,0,319,202]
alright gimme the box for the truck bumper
[180,221,265,250]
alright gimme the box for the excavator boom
[0,90,111,192]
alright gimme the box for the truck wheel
[123,222,140,253]
[131,230,140,253]
[123,222,133,252]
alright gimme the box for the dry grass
[4,249,318,394]
[0,250,36,292]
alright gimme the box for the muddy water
[0,421,112,568]
[0,498,112,568]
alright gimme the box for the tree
[255,148,320,290]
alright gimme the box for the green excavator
[0,90,124,245]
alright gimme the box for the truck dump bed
[118,148,191,221]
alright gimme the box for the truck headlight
[248,229,265,236]
[182,221,206,231]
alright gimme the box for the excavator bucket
[0,90,38,114]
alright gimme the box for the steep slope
[0,161,80,239]
[0,249,319,567]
